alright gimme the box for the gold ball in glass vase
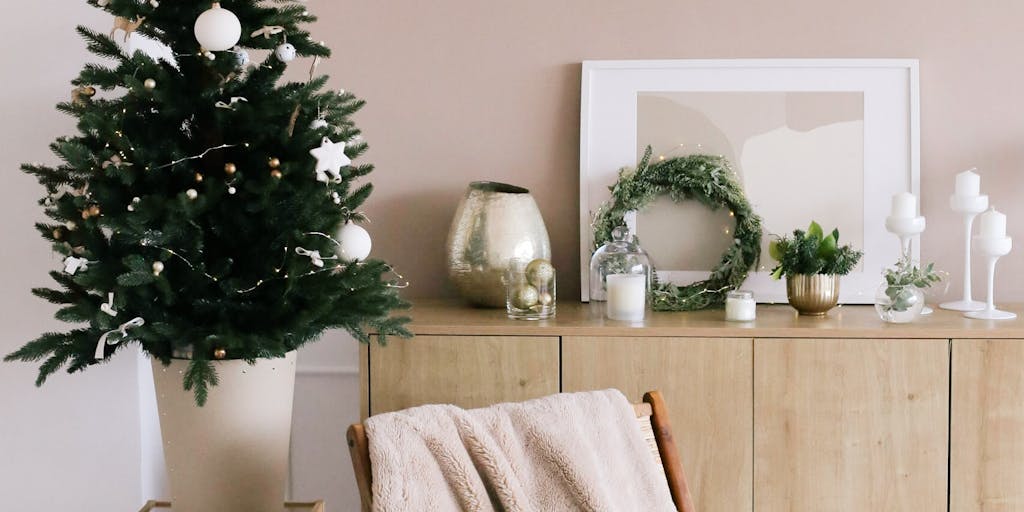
[510,284,540,309]
[524,258,555,288]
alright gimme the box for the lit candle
[606,274,646,321]
[725,290,756,322]
[955,169,981,197]
[978,207,1007,238]
[890,192,918,219]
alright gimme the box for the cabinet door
[369,335,559,415]
[951,339,1024,511]
[563,336,753,512]
[754,338,948,511]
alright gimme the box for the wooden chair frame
[346,390,695,512]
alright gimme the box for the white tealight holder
[939,194,989,312]
[885,215,932,315]
[965,235,1015,320]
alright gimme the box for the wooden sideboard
[361,300,1024,511]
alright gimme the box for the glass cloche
[589,226,652,302]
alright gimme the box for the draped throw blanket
[364,389,677,512]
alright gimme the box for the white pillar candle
[979,207,1007,238]
[955,169,981,197]
[606,274,646,322]
[890,192,918,219]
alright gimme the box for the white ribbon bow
[99,292,118,317]
[295,247,337,268]
[95,317,145,359]
[215,96,249,110]
[251,26,286,39]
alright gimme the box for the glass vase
[506,258,556,320]
[874,283,925,323]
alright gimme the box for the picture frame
[579,59,920,303]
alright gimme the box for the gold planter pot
[786,274,840,316]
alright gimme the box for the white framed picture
[580,59,920,303]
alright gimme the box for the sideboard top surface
[398,300,1024,339]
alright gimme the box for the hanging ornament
[152,261,165,276]
[127,197,140,211]
[213,348,227,360]
[64,256,90,275]
[309,137,351,183]
[268,157,281,169]
[337,221,372,261]
[52,228,63,240]
[194,172,204,183]
[143,78,157,91]
[227,186,237,195]
[111,16,146,43]
[193,3,242,52]
[186,189,199,200]
[102,154,132,170]
[270,169,283,179]
[71,86,97,106]
[310,118,329,130]
[224,162,237,175]
[250,26,286,39]
[232,46,250,67]
[100,292,118,317]
[275,43,297,62]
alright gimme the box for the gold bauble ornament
[82,86,97,97]
[143,78,157,91]
[213,348,227,360]
[224,162,237,175]
[88,205,101,217]
[53,229,62,240]
[152,261,165,276]
[81,209,91,219]
[510,284,540,309]
[268,157,281,168]
[525,258,555,287]
[270,169,283,179]
[538,291,555,307]
[194,172,204,183]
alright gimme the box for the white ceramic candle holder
[939,194,989,312]
[885,215,931,315]
[964,235,1015,320]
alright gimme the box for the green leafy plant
[769,221,863,279]
[880,258,944,313]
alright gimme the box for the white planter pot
[152,352,297,512]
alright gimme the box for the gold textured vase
[447,182,551,308]
[786,274,840,316]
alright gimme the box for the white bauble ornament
[310,118,329,130]
[233,46,250,67]
[275,43,297,62]
[337,222,372,261]
[194,3,242,52]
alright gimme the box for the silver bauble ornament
[143,78,157,91]
[525,258,555,287]
[275,43,297,62]
[510,284,540,309]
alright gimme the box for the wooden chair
[346,390,695,512]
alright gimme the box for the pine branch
[183,359,219,407]
[76,26,126,62]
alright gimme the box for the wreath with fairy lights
[592,147,764,311]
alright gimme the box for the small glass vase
[506,258,556,320]
[874,283,925,323]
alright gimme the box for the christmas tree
[6,0,411,404]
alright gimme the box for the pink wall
[315,0,1024,301]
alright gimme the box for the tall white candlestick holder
[964,235,1015,320]
[885,214,930,314]
[939,194,989,311]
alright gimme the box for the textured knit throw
[364,389,677,512]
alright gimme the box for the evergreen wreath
[592,147,763,311]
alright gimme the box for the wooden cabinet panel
[754,338,948,512]
[951,339,1024,511]
[369,335,559,415]
[562,336,753,512]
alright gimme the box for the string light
[152,143,241,170]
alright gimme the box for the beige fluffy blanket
[364,389,676,512]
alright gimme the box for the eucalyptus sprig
[879,257,944,314]
[769,221,863,279]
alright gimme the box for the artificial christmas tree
[7,1,410,507]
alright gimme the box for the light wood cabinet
[362,301,1024,512]
[951,339,1024,511]
[754,338,949,511]
[563,337,753,512]
[367,335,559,415]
